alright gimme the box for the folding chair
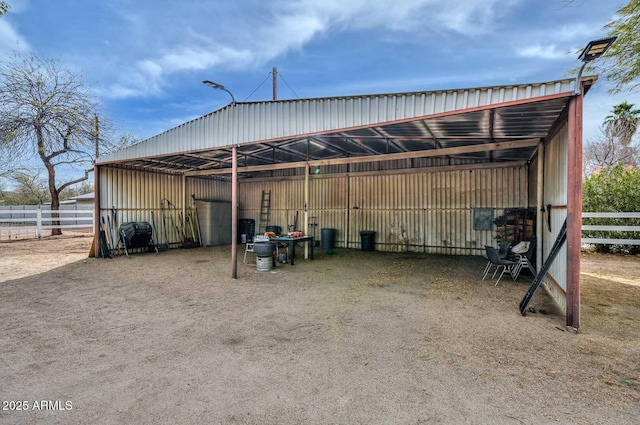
[483,245,517,286]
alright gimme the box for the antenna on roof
[272,67,278,100]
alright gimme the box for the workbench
[272,236,314,265]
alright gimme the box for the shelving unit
[495,208,536,244]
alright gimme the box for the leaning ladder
[258,190,271,233]
[519,219,567,315]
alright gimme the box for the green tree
[2,171,50,205]
[584,102,639,174]
[0,2,9,17]
[582,163,640,254]
[602,0,640,93]
[0,53,112,234]
[604,101,640,146]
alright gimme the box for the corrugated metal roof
[98,76,594,175]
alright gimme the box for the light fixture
[202,80,236,105]
[574,37,617,94]
[578,37,617,63]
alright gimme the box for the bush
[583,164,640,254]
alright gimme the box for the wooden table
[272,236,314,265]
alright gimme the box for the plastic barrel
[238,219,255,242]
[359,230,376,251]
[321,228,336,254]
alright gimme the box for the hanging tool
[191,195,203,246]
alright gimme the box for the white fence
[0,206,94,240]
[2,208,638,245]
[582,212,640,246]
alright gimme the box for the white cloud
[516,44,567,60]
[102,0,514,99]
[0,20,30,54]
[100,43,253,99]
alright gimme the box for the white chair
[243,243,255,264]
[513,238,536,280]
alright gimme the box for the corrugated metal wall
[187,177,231,202]
[238,164,528,255]
[542,124,569,309]
[99,167,230,247]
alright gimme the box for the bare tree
[3,170,50,205]
[0,53,112,234]
[584,125,638,175]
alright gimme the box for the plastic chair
[243,243,255,264]
[482,242,510,279]
[513,238,537,280]
[483,245,517,286]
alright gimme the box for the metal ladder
[519,219,567,315]
[258,190,271,233]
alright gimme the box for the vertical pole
[231,145,238,279]
[36,206,42,239]
[566,90,583,330]
[181,174,186,230]
[272,67,278,101]
[304,163,309,259]
[93,165,101,256]
[536,142,544,272]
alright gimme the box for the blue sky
[1,0,637,148]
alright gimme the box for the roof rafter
[185,139,541,177]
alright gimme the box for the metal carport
[95,76,594,329]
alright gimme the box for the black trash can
[265,225,282,235]
[359,230,376,251]
[321,228,336,254]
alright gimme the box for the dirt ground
[0,234,638,425]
